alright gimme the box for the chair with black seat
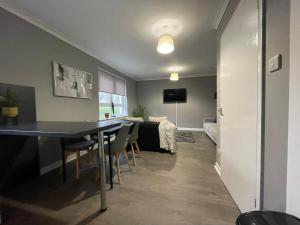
[128,122,142,166]
[105,124,132,184]
[63,137,95,180]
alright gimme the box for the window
[98,70,127,119]
[99,92,127,119]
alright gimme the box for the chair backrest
[111,123,132,152]
[129,122,140,142]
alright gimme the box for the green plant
[0,88,20,107]
[132,104,146,118]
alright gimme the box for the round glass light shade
[170,72,179,81]
[157,34,174,54]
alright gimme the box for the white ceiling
[1,0,223,80]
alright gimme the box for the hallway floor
[1,132,240,225]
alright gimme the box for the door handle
[218,108,224,116]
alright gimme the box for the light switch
[268,54,282,72]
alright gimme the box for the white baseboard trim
[40,151,88,175]
[214,162,221,176]
[177,127,204,131]
[40,161,62,175]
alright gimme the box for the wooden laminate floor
[1,132,240,225]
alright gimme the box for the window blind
[98,70,126,96]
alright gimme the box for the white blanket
[158,120,177,153]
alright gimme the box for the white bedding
[158,120,177,153]
[149,116,168,123]
[204,122,217,143]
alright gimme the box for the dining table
[0,120,122,223]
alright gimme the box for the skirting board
[40,151,88,175]
[214,162,221,176]
[177,127,204,131]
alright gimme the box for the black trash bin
[236,211,300,225]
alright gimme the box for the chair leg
[87,150,92,162]
[64,152,69,161]
[96,170,100,183]
[130,143,136,166]
[76,151,80,180]
[115,153,121,184]
[123,149,132,170]
[88,145,95,162]
[134,141,142,156]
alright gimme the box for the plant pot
[2,107,18,117]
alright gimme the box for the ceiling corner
[211,0,230,30]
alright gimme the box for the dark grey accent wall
[136,77,216,129]
[0,8,137,169]
[262,0,290,211]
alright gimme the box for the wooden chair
[63,137,95,180]
[104,124,133,184]
[128,122,142,166]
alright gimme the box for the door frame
[256,0,266,210]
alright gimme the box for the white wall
[286,0,300,217]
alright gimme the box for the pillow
[148,116,168,123]
[122,116,144,122]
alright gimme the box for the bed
[203,118,217,144]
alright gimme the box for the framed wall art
[52,61,93,99]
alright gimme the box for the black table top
[104,126,122,135]
[0,120,122,138]
[102,120,134,135]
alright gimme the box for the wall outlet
[268,54,282,72]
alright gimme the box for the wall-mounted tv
[163,88,187,103]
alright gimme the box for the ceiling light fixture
[157,26,174,54]
[170,72,179,81]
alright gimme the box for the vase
[2,107,18,117]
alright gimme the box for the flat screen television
[163,88,187,103]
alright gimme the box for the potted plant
[0,88,20,117]
[132,104,146,119]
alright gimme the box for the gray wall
[262,0,290,211]
[0,8,137,169]
[137,77,216,129]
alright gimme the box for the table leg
[97,131,107,211]
[108,134,113,189]
[60,138,66,182]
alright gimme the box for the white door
[220,0,261,212]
